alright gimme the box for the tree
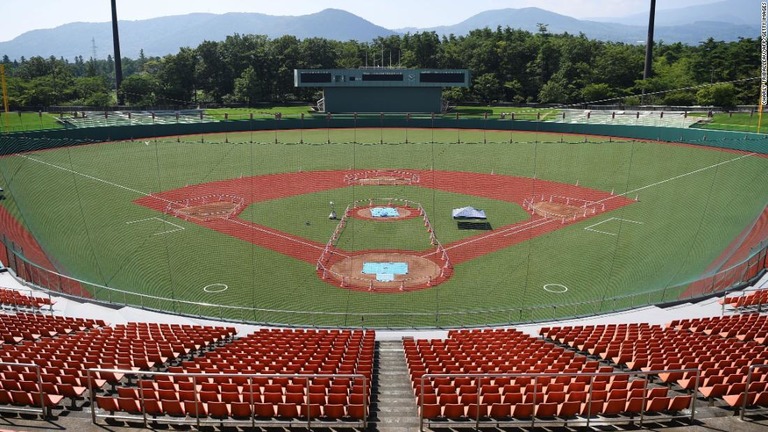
[233,66,262,105]
[539,74,569,104]
[581,83,615,104]
[696,83,737,109]
[72,76,111,106]
[473,73,501,104]
[120,74,157,106]
[156,48,198,105]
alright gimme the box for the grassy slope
[0,111,63,132]
[1,129,767,326]
[690,112,766,133]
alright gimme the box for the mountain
[407,6,758,44]
[592,0,754,27]
[0,5,759,61]
[0,9,396,60]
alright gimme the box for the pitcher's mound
[321,252,448,292]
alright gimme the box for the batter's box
[584,217,643,236]
[126,217,185,236]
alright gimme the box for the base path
[135,170,634,267]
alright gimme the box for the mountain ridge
[0,3,758,61]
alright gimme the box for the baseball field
[0,126,766,327]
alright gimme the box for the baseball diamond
[0,124,766,327]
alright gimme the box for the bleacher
[721,288,768,311]
[541,319,768,413]
[94,328,374,427]
[406,328,692,428]
[61,110,213,129]
[0,283,767,430]
[553,109,702,128]
[0,287,53,311]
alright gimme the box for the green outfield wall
[2,118,766,155]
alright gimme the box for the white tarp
[452,206,487,219]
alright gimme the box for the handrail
[0,362,48,418]
[740,364,768,420]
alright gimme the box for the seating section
[668,313,768,345]
[0,288,53,311]
[720,289,768,310]
[0,315,232,414]
[0,312,101,345]
[97,328,375,424]
[541,322,768,410]
[405,328,683,423]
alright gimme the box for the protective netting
[0,119,766,327]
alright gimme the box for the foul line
[21,155,324,253]
[126,217,185,235]
[609,152,756,202]
[584,217,643,236]
[441,151,757,254]
[423,217,554,257]
[22,155,158,199]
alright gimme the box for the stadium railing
[1,237,766,328]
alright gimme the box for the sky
[1,0,720,43]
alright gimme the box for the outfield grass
[1,128,766,327]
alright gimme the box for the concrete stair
[371,340,421,431]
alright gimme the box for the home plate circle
[203,283,228,293]
[543,283,568,293]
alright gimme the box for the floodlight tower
[643,0,656,81]
[111,0,124,105]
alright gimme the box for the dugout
[294,68,470,113]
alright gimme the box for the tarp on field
[452,206,487,220]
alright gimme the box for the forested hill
[1,27,758,110]
[0,2,759,60]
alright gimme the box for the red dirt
[135,170,634,270]
[320,250,448,293]
[0,207,89,297]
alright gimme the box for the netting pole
[0,65,9,133]
[760,2,767,133]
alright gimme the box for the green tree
[696,83,738,109]
[233,66,262,105]
[473,73,501,104]
[581,83,615,103]
[120,74,157,106]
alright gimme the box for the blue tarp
[370,207,400,218]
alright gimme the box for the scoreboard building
[294,68,470,113]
